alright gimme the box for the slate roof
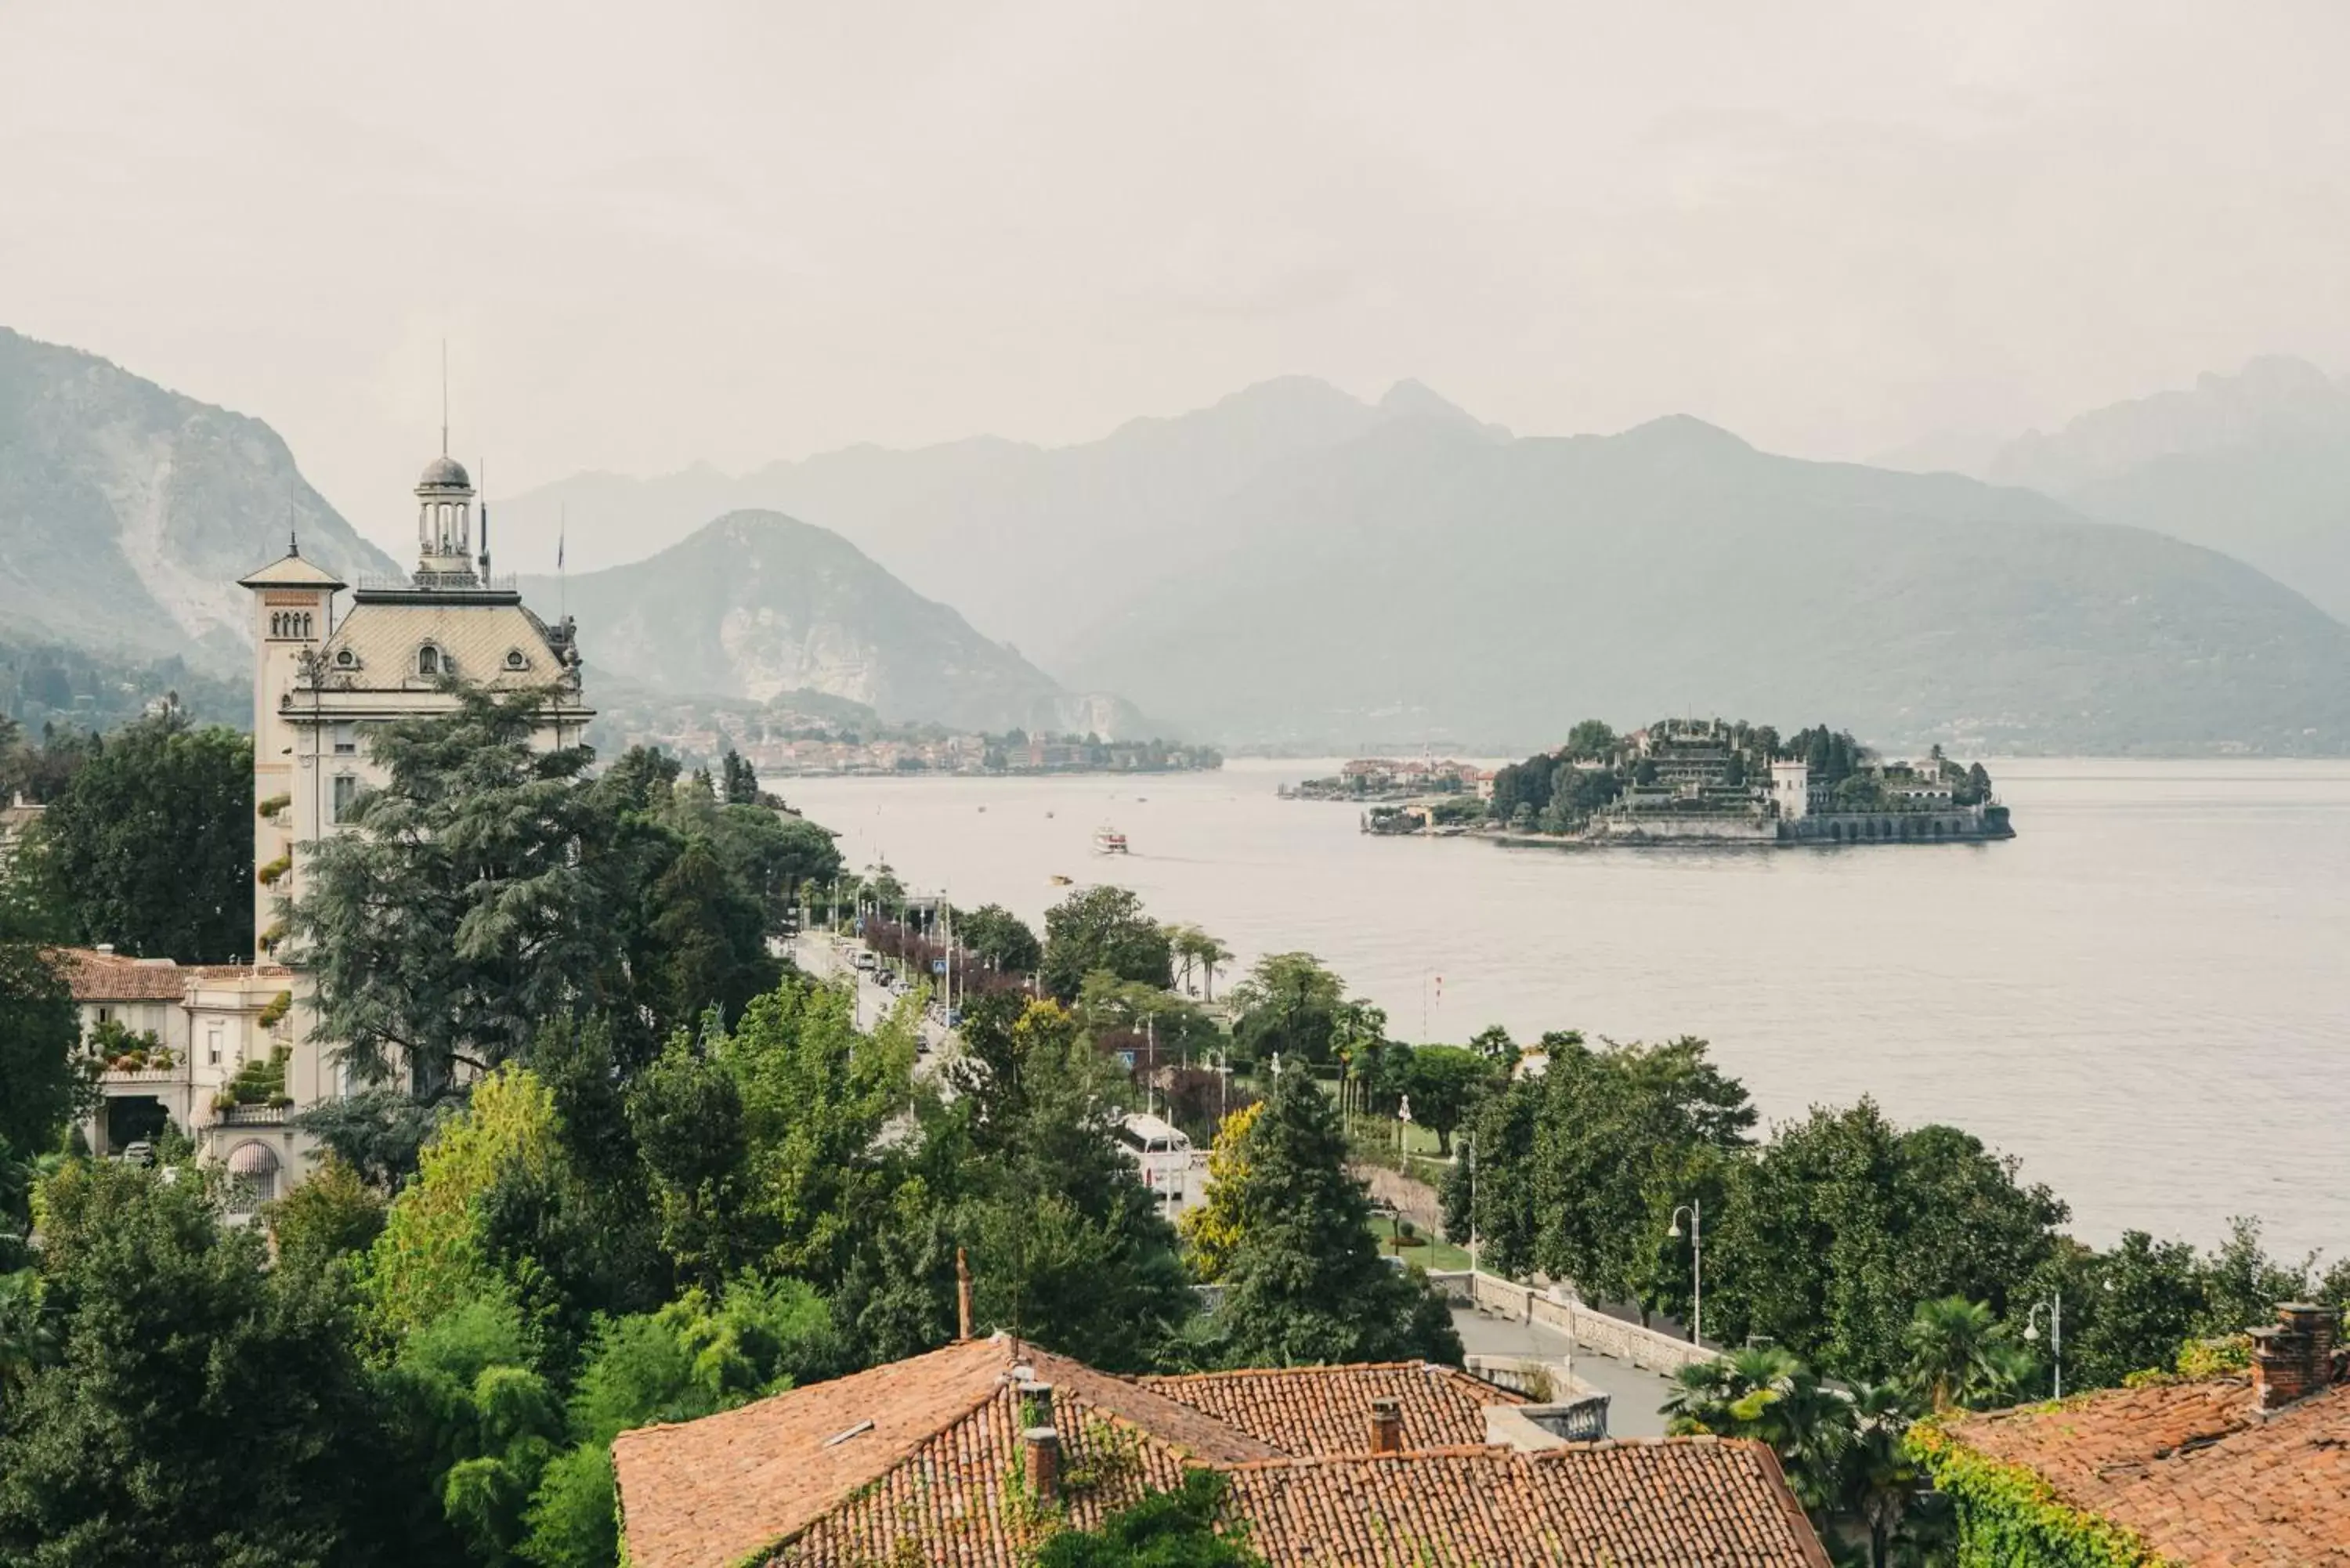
[613,1335,1831,1568]
[1937,1377,2350,1565]
[238,551,347,591]
[316,598,565,689]
[1137,1361,1526,1455]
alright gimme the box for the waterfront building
[227,449,590,1187]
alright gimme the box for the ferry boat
[1092,826,1130,855]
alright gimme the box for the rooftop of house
[1134,1361,1524,1455]
[52,947,291,1003]
[611,1334,1831,1568]
[1930,1307,2348,1566]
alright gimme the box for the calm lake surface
[785,759,2350,1260]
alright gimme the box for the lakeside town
[1289,718,2014,846]
[597,688,1223,778]
[0,471,2328,1568]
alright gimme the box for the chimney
[96,943,115,957]
[956,1247,974,1342]
[1023,1426,1061,1502]
[1368,1397,1403,1454]
[2251,1302,2341,1412]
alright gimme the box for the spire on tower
[440,338,450,457]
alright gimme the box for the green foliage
[1386,1042,1495,1155]
[1904,1295,2031,1413]
[0,938,85,1172]
[959,902,1043,974]
[27,709,253,963]
[365,1067,562,1347]
[944,995,1196,1370]
[1192,1068,1461,1369]
[1227,951,1345,1066]
[1708,1100,2064,1382]
[266,1152,389,1273]
[292,686,614,1099]
[0,1159,425,1565]
[1177,1103,1262,1283]
[1033,1469,1266,1567]
[1911,1422,2164,1567]
[1041,885,1173,1000]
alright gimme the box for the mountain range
[1981,356,2350,623]
[494,376,1509,661]
[10,322,2350,754]
[0,329,1148,737]
[0,328,398,672]
[518,511,1146,736]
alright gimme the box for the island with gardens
[1340,718,2013,846]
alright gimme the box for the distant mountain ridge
[0,328,398,673]
[1059,413,2350,754]
[497,376,1508,657]
[1982,356,2350,621]
[521,511,1154,737]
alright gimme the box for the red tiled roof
[51,948,294,1003]
[1938,1378,2350,1565]
[1219,1441,1834,1568]
[613,1337,1278,1568]
[614,1337,1831,1568]
[1136,1362,1525,1455]
[52,948,192,1000]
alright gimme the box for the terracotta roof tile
[50,948,295,1003]
[1940,1378,2350,1565]
[1137,1362,1525,1456]
[1218,1441,1835,1568]
[616,1339,1830,1568]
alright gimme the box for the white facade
[65,947,302,1209]
[230,452,591,1182]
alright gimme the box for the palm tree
[1835,1381,1924,1568]
[1904,1295,2023,1412]
[1166,923,1202,995]
[1188,929,1235,1003]
[1663,1346,1850,1516]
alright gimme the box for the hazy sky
[8,1,2350,556]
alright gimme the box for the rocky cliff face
[525,511,1156,737]
[0,328,398,670]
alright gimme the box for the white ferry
[1092,825,1130,854]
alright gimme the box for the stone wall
[1437,1270,1722,1376]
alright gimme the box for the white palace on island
[71,450,589,1207]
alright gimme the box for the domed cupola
[414,451,477,581]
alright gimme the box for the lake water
[783,759,2350,1261]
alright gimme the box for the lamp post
[1465,1131,1478,1280]
[1666,1200,1703,1347]
[2024,1291,2063,1400]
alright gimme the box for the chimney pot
[1023,1425,1061,1501]
[1369,1396,1404,1454]
[2251,1302,2341,1412]
[96,943,115,956]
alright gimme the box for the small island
[1334,718,2012,846]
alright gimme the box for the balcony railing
[215,1103,291,1126]
[98,1065,185,1086]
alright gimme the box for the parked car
[852,950,878,971]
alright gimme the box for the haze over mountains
[518,512,1145,736]
[1981,356,2350,623]
[495,377,1509,660]
[0,329,396,671]
[9,322,2350,754]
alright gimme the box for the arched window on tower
[418,645,442,677]
[269,612,283,638]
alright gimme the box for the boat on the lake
[1093,826,1130,855]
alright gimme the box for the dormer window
[504,648,529,671]
[335,648,356,668]
[418,644,443,677]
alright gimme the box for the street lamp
[1464,1131,1478,1280]
[1666,1200,1703,1347]
[2023,1292,2063,1399]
